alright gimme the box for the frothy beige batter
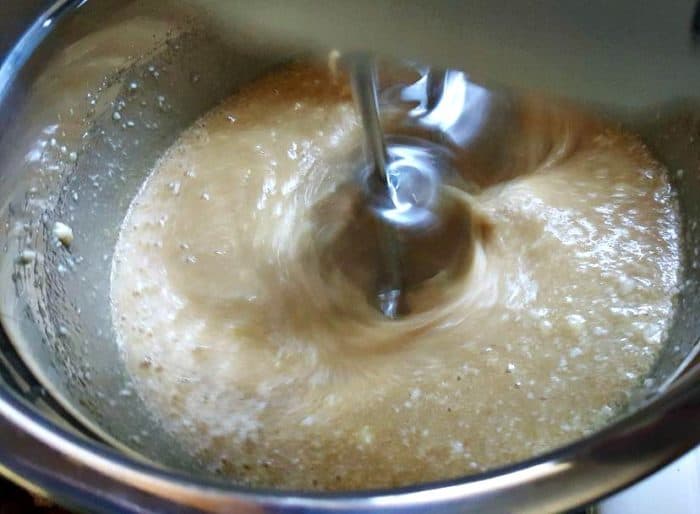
[111,64,680,490]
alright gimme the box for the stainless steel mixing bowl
[0,1,697,512]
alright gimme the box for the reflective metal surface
[0,1,696,513]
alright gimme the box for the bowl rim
[0,347,696,513]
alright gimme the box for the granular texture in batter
[111,64,680,490]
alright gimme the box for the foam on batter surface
[111,63,680,490]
